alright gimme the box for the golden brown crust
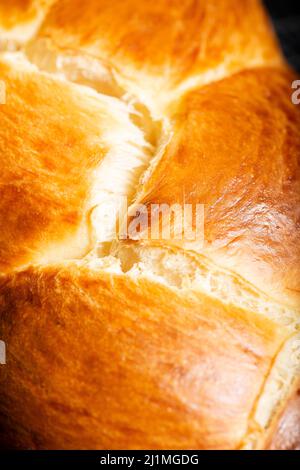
[29,0,283,108]
[0,1,43,29]
[0,57,110,271]
[0,262,288,449]
[131,67,300,308]
[0,0,298,451]
[0,1,54,47]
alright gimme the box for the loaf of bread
[0,0,299,450]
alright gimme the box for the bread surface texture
[0,0,299,450]
[26,0,284,113]
[128,67,300,308]
[0,1,54,49]
[0,262,289,449]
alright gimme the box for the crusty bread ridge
[0,1,55,50]
[0,0,299,450]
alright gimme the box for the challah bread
[0,54,151,272]
[25,0,284,115]
[0,1,54,51]
[0,0,299,450]
[119,67,300,308]
[0,261,290,449]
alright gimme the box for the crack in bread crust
[0,0,299,450]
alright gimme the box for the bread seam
[0,2,299,449]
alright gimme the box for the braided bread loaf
[0,0,299,449]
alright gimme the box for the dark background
[264,0,300,71]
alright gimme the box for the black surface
[0,450,299,466]
[264,0,300,71]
